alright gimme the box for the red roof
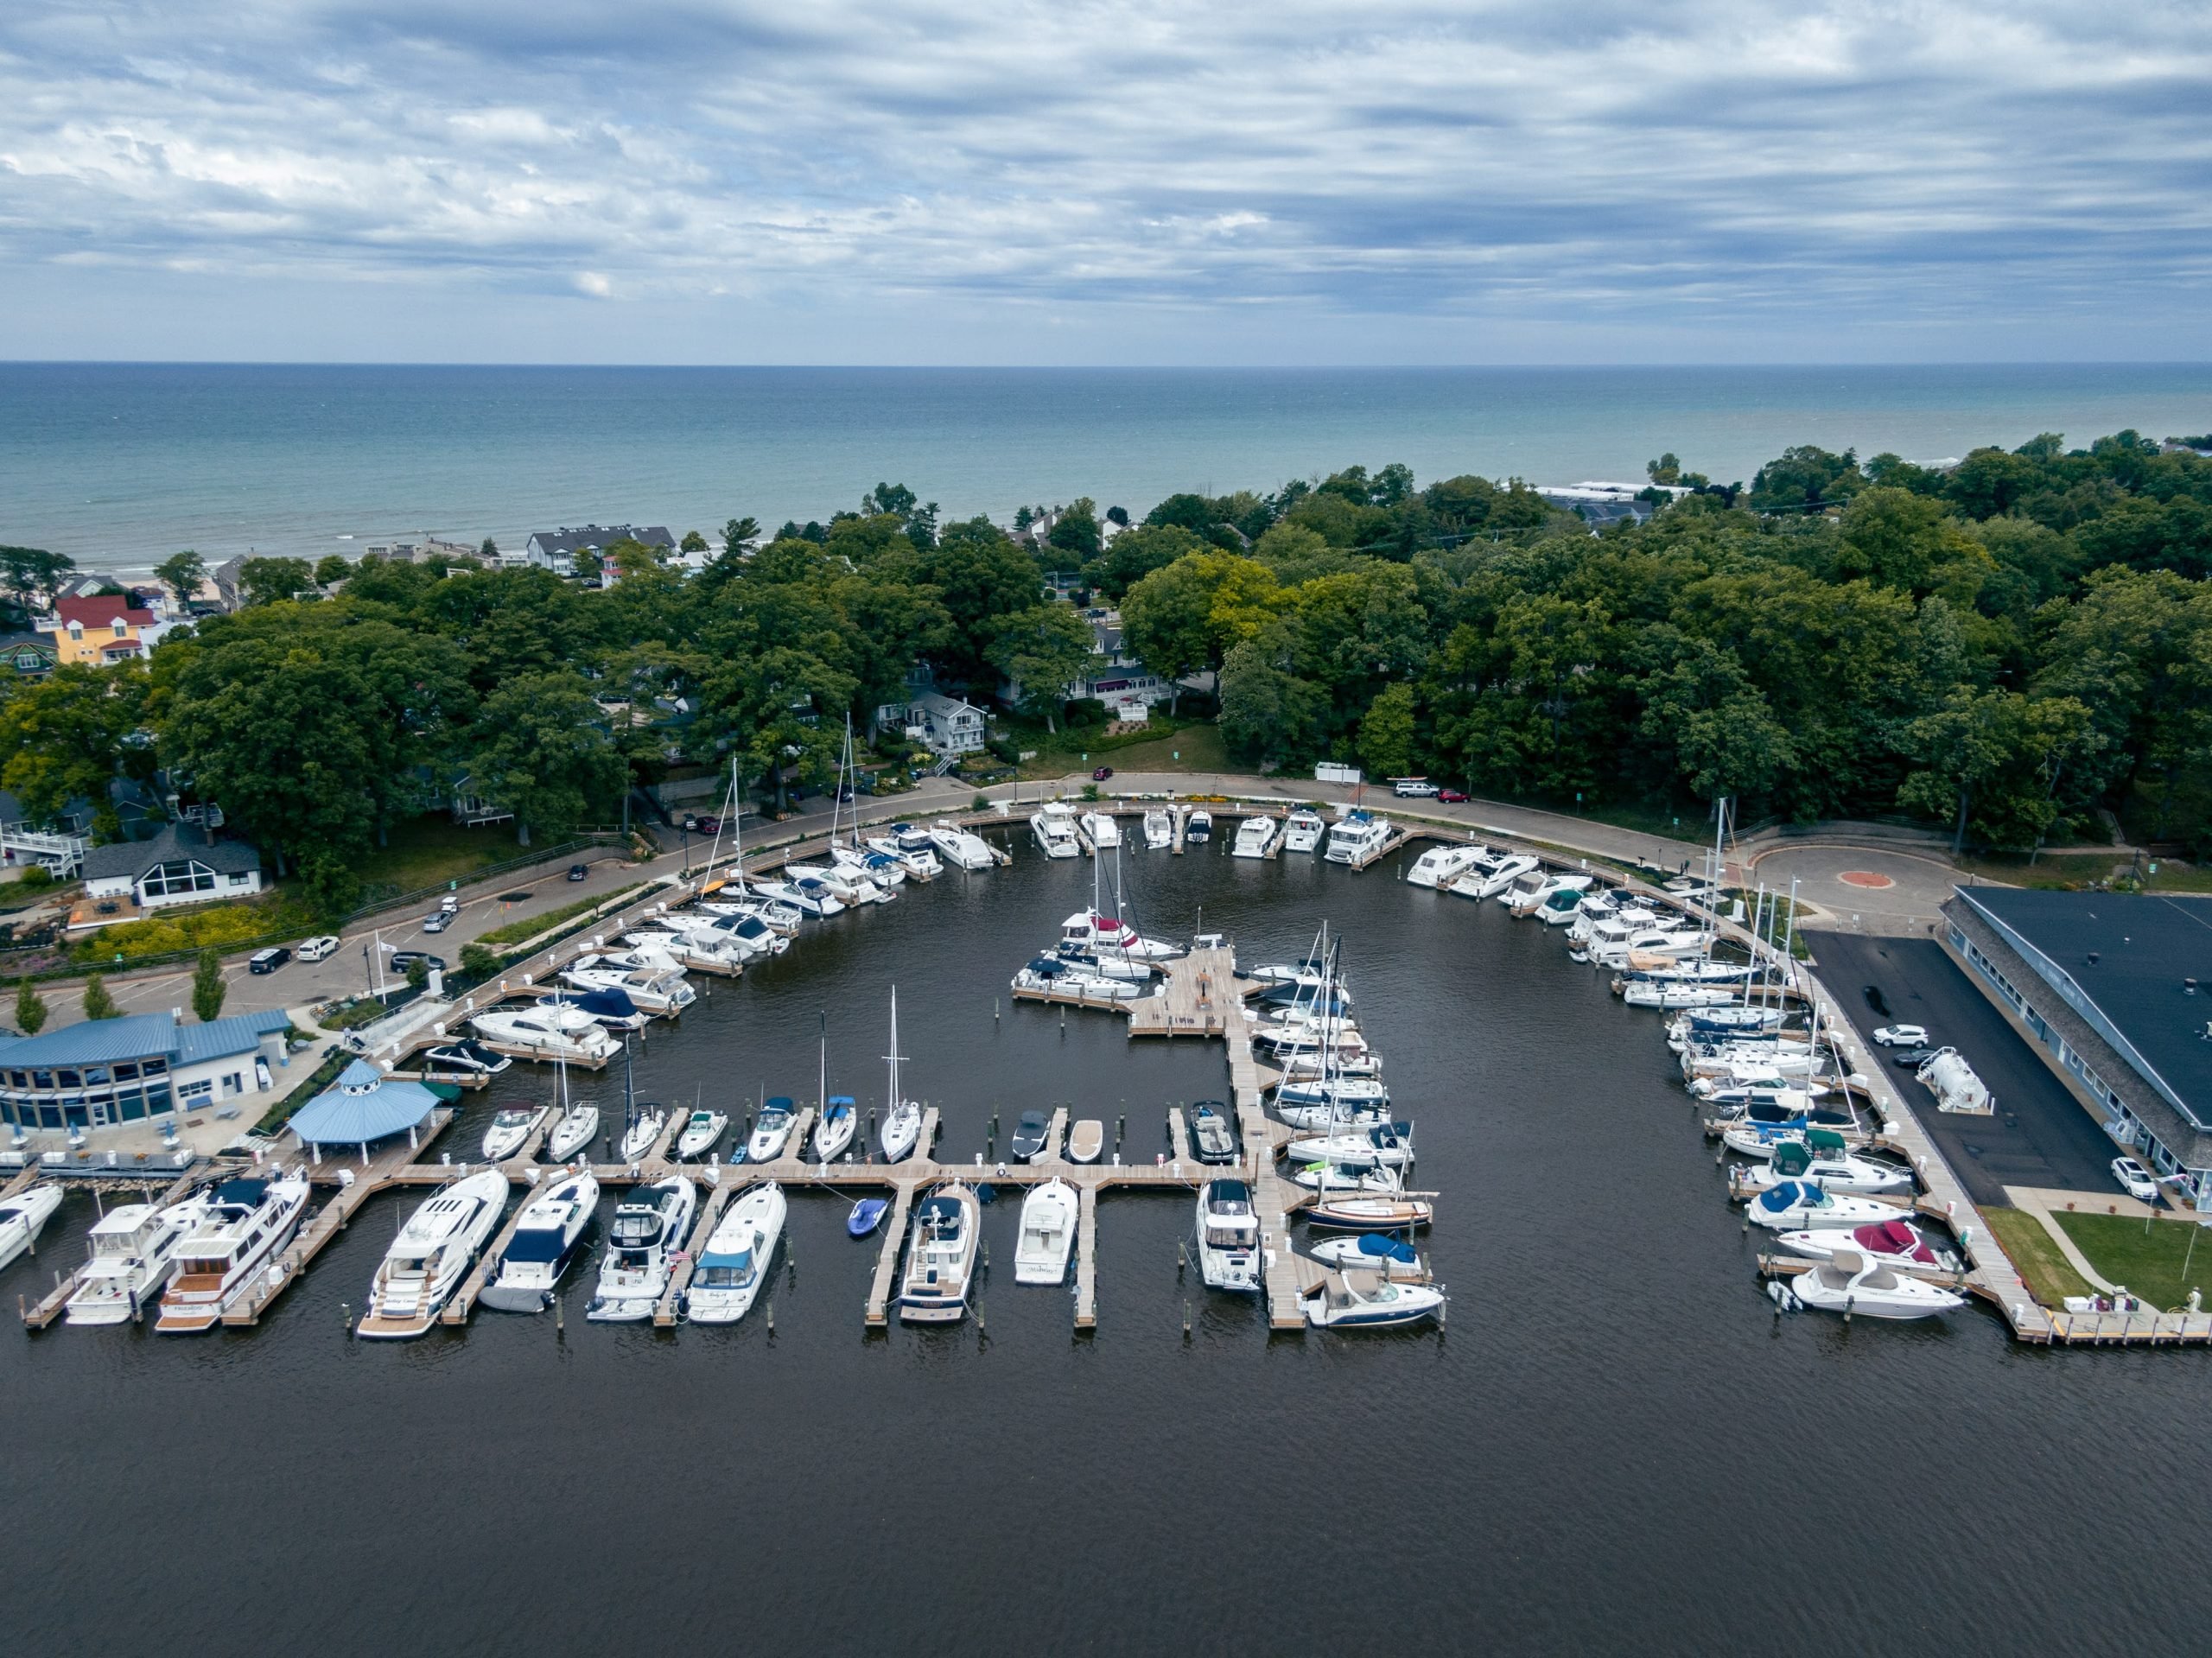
[54,596,155,630]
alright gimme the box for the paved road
[1814,932,2126,1206]
[1748,842,1960,929]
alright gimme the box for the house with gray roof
[518,524,676,576]
[81,823,264,918]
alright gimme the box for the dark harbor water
[3,838,2200,1655]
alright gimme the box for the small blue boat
[847,1197,889,1238]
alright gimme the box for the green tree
[1119,552,1283,712]
[238,556,317,606]
[988,605,1095,733]
[0,662,147,839]
[1088,523,1198,600]
[1647,453,1682,486]
[81,973,118,1021]
[14,978,48,1035]
[1218,620,1325,765]
[1357,683,1417,778]
[680,530,709,555]
[918,518,1045,683]
[480,537,499,560]
[313,554,351,588]
[191,949,226,1023]
[154,549,208,612]
[1047,498,1102,564]
[0,544,75,618]
[721,517,760,560]
[1748,446,1861,514]
[468,671,626,846]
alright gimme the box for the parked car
[246,946,290,975]
[296,935,340,962]
[1393,778,1440,797]
[1872,1024,1928,1047]
[422,912,450,933]
[1891,1046,1940,1068]
[390,951,444,975]
[2112,1156,2159,1203]
[691,814,723,835]
[438,893,460,914]
[1438,788,1468,803]
[1092,765,1114,782]
[567,863,590,881]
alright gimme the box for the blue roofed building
[0,1008,292,1134]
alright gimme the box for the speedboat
[786,861,891,906]
[1535,883,1599,925]
[1079,810,1120,850]
[1060,909,1181,960]
[1308,1234,1427,1281]
[1067,1119,1103,1163]
[1286,1121,1413,1171]
[469,1006,620,1064]
[540,985,650,1031]
[747,1097,798,1163]
[1185,809,1212,842]
[1281,810,1325,854]
[1740,1142,1916,1196]
[547,1103,601,1161]
[561,962,696,1015]
[848,1197,889,1237]
[899,1183,982,1323]
[1509,873,1593,918]
[1299,1268,1446,1330]
[1452,851,1535,899]
[1774,1217,1956,1271]
[1232,815,1278,859]
[479,1171,600,1312]
[421,1041,512,1077]
[1010,1109,1051,1161]
[586,1174,697,1321]
[155,1171,312,1333]
[65,1194,207,1325]
[1777,1249,1967,1320]
[481,1105,548,1161]
[675,1109,729,1159]
[619,1106,669,1164]
[1192,1101,1237,1163]
[1323,811,1389,865]
[720,893,805,933]
[831,841,907,887]
[759,875,845,917]
[0,1182,64,1269]
[1195,1178,1260,1292]
[1745,1180,1910,1232]
[929,820,996,871]
[867,829,943,880]
[1030,802,1082,859]
[1142,809,1173,849]
[1014,1178,1078,1285]
[685,1183,785,1324]
[356,1170,509,1338]
[1407,844,1488,888]
[812,1096,857,1161]
[1306,1195,1433,1232]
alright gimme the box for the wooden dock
[1128,944,1243,1037]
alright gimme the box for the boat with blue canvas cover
[847,1197,889,1237]
[684,1183,785,1324]
[480,1171,600,1312]
[1307,1233,1428,1280]
[1745,1180,1907,1232]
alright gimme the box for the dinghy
[1014,1178,1079,1285]
[1066,1119,1103,1163]
[847,1197,890,1238]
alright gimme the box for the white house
[518,524,676,575]
[79,823,264,918]
[875,690,989,758]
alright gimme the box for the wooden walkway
[1128,945,1243,1037]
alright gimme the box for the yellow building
[48,596,156,666]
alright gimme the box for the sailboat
[810,1013,857,1161]
[615,1044,666,1163]
[828,714,906,893]
[880,988,923,1161]
[545,1046,600,1161]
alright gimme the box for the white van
[296,935,341,963]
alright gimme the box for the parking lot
[1813,931,2127,1207]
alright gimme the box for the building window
[143,860,216,897]
[31,1070,52,1089]
[227,871,251,886]
[114,1062,137,1081]
[177,1077,213,1102]
[143,1057,166,1076]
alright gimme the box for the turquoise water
[3,362,2209,569]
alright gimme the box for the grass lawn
[1014,717,1229,779]
[352,815,527,896]
[2053,1211,2212,1310]
[1980,1206,2094,1305]
[474,885,641,949]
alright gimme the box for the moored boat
[479,1171,601,1312]
[1066,1119,1103,1163]
[1299,1267,1446,1330]
[585,1174,698,1322]
[1014,1178,1078,1285]
[1777,1249,1967,1320]
[746,1097,798,1163]
[684,1183,786,1324]
[1195,1178,1260,1292]
[356,1170,509,1338]
[898,1183,982,1323]
[155,1171,312,1333]
[65,1194,207,1326]
[675,1109,729,1159]
[481,1104,548,1161]
[0,1182,64,1271]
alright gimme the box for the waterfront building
[517,524,675,575]
[1945,887,2212,1207]
[874,689,989,758]
[80,823,265,916]
[0,1009,292,1132]
[45,594,161,665]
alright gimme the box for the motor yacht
[65,1194,207,1325]
[1014,956,1150,1001]
[786,861,892,907]
[622,927,749,975]
[1232,815,1279,859]
[547,1103,601,1161]
[1306,1195,1433,1232]
[812,1096,857,1162]
[1192,1102,1237,1163]
[619,1105,669,1164]
[1066,1119,1103,1163]
[1775,1217,1957,1273]
[1031,802,1083,859]
[1739,1142,1916,1195]
[1185,810,1212,842]
[1308,1234,1428,1281]
[664,911,788,960]
[539,986,652,1032]
[1014,1178,1079,1285]
[1777,1249,1967,1320]
[1535,884,1598,925]
[1323,811,1390,865]
[561,962,696,1016]
[155,1171,312,1333]
[1452,851,1535,900]
[586,1174,698,1321]
[421,1041,512,1078]
[1080,810,1121,850]
[675,1109,729,1159]
[0,1182,63,1270]
[747,1097,798,1162]
[719,893,805,933]
[1510,873,1594,918]
[1010,1109,1051,1160]
[356,1170,509,1338]
[899,1183,982,1323]
[481,1105,548,1161]
[685,1183,786,1324]
[479,1171,600,1312]
[867,829,944,880]
[1286,1121,1414,1171]
[469,1006,620,1064]
[1745,1180,1910,1232]
[1407,844,1489,888]
[1281,810,1325,854]
[1142,809,1173,849]
[1195,1178,1261,1292]
[1299,1268,1446,1330]
[928,820,997,871]
[831,842,908,888]
[759,875,845,917]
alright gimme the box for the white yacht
[1407,843,1488,888]
[1777,1249,1967,1320]
[586,1175,697,1322]
[547,1103,601,1161]
[1739,1144,1916,1196]
[929,820,996,871]
[65,1195,207,1326]
[479,1171,601,1312]
[1231,815,1279,859]
[1306,1194,1433,1233]
[685,1183,786,1324]
[1185,809,1212,842]
[1509,873,1593,918]
[1288,1160,1403,1195]
[1282,810,1325,854]
[625,926,750,975]
[1142,809,1173,849]
[899,1183,982,1323]
[1014,1178,1078,1285]
[0,1182,63,1270]
[1059,909,1180,961]
[1030,802,1083,859]
[481,1105,548,1161]
[618,1105,668,1164]
[831,841,908,888]
[1286,1120,1414,1171]
[1774,1218,1956,1274]
[155,1170,312,1333]
[1080,810,1121,850]
[1195,1178,1261,1293]
[1745,1180,1910,1232]
[561,961,696,1015]
[1299,1269,1446,1330]
[1453,851,1535,899]
[715,893,804,933]
[469,1006,620,1065]
[759,875,845,917]
[1323,811,1391,865]
[812,1096,857,1162]
[675,1109,728,1159]
[868,828,944,880]
[746,1097,798,1163]
[785,861,890,907]
[1623,981,1739,1010]
[356,1170,509,1339]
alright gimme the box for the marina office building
[1945,887,2212,1207]
[0,1010,292,1133]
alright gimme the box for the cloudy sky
[2,2,2206,363]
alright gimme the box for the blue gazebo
[290,1059,444,1163]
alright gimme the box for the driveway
[1747,842,1961,929]
[1812,932,2128,1206]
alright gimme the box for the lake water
[1,837,2198,1655]
[4,362,2210,570]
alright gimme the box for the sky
[1,2,2208,365]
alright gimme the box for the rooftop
[0,1007,288,1070]
[81,821,262,881]
[52,594,156,630]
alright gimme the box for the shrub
[17,866,54,892]
[1064,697,1109,730]
[971,792,992,812]
[14,978,48,1035]
[460,941,504,980]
